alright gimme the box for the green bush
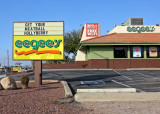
[20,74,29,85]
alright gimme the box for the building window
[147,46,159,58]
[130,46,144,58]
[114,46,128,58]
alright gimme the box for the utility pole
[4,59,5,66]
[7,50,9,68]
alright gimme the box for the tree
[46,29,81,64]
[64,29,81,56]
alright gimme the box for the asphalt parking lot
[5,69,160,94]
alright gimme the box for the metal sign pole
[35,60,42,86]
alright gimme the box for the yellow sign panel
[13,67,22,72]
[13,21,64,60]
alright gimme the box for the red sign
[86,23,99,37]
[25,65,29,68]
[133,47,140,52]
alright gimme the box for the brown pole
[35,60,42,86]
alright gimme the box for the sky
[0,0,160,67]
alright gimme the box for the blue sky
[0,0,160,66]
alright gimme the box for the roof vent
[121,23,125,26]
[123,18,143,25]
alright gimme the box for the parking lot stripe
[111,80,145,93]
[126,81,160,85]
[127,70,159,80]
[111,80,131,88]
[113,70,132,81]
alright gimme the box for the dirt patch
[76,101,160,114]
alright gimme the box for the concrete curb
[75,92,160,102]
[127,68,160,70]
[77,88,136,93]
[42,80,61,83]
[43,69,112,71]
[16,80,60,83]
[15,80,73,98]
[61,81,73,98]
[0,74,6,78]
[43,80,73,98]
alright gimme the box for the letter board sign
[13,21,64,60]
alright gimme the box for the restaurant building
[75,18,160,69]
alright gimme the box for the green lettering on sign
[38,40,45,48]
[15,40,22,48]
[127,26,155,33]
[31,40,38,50]
[15,39,62,50]
[46,40,53,48]
[23,40,30,48]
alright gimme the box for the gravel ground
[0,82,83,114]
[0,82,160,114]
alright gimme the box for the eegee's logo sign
[15,39,62,55]
[13,21,64,60]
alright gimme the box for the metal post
[35,60,42,86]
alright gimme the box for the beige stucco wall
[75,49,86,61]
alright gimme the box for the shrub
[20,74,29,89]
